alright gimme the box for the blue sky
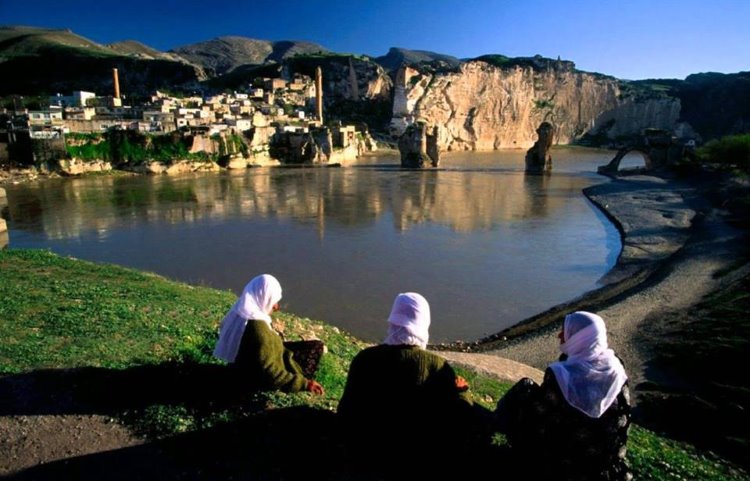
[2,0,748,80]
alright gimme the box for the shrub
[697,134,750,171]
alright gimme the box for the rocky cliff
[390,59,706,150]
[392,61,626,149]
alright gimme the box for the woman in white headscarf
[338,292,476,464]
[494,311,631,480]
[214,274,325,394]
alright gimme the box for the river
[1,148,622,343]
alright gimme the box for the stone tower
[113,68,121,99]
[315,66,323,124]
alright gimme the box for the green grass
[628,426,747,480]
[0,249,231,372]
[0,248,747,480]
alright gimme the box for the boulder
[226,155,248,170]
[58,158,113,176]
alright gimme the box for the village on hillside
[0,67,377,173]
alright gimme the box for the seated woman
[213,274,325,395]
[338,292,476,456]
[495,311,631,480]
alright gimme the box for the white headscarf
[549,311,628,418]
[213,274,283,363]
[383,292,430,349]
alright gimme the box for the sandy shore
[440,173,750,395]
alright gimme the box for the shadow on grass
[6,407,514,480]
[0,362,253,416]
[1,363,515,480]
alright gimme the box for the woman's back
[507,368,631,480]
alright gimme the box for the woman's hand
[306,379,325,395]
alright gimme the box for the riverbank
[439,169,750,470]
[0,249,746,479]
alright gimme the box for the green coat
[338,344,472,428]
[233,320,308,392]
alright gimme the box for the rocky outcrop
[58,159,113,176]
[390,60,705,151]
[398,123,440,168]
[591,98,683,140]
[125,160,221,175]
[391,61,623,150]
[525,122,553,172]
[226,155,248,170]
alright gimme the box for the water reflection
[3,149,619,342]
[5,168,592,240]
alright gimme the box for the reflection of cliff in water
[391,170,591,232]
[4,167,592,241]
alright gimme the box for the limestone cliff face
[592,98,682,139]
[390,61,687,150]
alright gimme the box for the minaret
[113,68,121,99]
[315,66,323,124]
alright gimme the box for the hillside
[0,26,206,95]
[107,40,187,63]
[0,25,117,59]
[169,36,330,74]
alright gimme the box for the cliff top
[374,46,462,71]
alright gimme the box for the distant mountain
[107,40,186,63]
[169,36,330,75]
[374,47,462,71]
[0,26,206,95]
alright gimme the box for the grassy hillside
[0,26,203,95]
[0,248,747,480]
[0,25,117,59]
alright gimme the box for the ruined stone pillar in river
[525,121,554,173]
[398,123,440,168]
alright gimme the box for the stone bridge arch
[598,148,653,174]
